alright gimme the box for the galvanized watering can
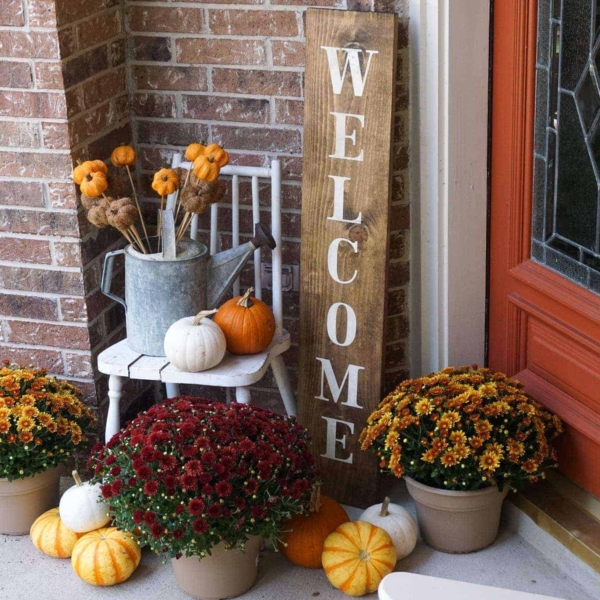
[101,223,276,356]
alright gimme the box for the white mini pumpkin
[358,497,418,560]
[164,309,226,372]
[59,471,111,534]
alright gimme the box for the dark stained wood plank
[298,8,397,508]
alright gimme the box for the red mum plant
[88,397,318,559]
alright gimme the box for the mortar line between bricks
[0,260,81,272]
[70,118,133,154]
[134,116,302,131]
[0,146,71,155]
[64,91,129,128]
[127,31,305,42]
[0,205,78,215]
[0,316,89,328]
[61,33,126,66]
[126,2,310,12]
[62,64,127,94]
[133,90,304,102]
[129,61,304,73]
[0,288,84,300]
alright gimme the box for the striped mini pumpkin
[71,527,141,586]
[322,521,397,597]
[30,508,82,559]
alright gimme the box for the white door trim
[409,0,491,375]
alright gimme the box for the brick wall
[0,0,409,428]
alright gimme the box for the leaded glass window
[532,0,600,292]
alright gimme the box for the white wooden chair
[97,157,297,443]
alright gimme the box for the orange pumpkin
[205,143,229,168]
[80,171,108,198]
[214,287,276,354]
[152,168,179,196]
[73,161,101,185]
[185,142,206,162]
[110,145,136,167]
[92,159,109,175]
[322,521,397,597]
[193,154,220,182]
[71,527,141,586]
[30,508,82,558]
[279,486,349,569]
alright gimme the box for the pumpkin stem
[309,484,322,513]
[192,308,218,326]
[72,470,83,487]
[237,287,254,308]
[380,497,391,517]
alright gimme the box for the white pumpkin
[164,309,226,372]
[358,497,418,560]
[59,471,111,534]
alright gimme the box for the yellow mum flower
[441,411,461,425]
[20,394,36,406]
[454,444,470,460]
[17,416,35,431]
[37,412,54,427]
[479,451,500,471]
[0,419,10,434]
[414,399,434,415]
[422,449,438,463]
[486,442,504,457]
[449,430,467,446]
[0,407,9,419]
[22,406,39,419]
[440,451,459,467]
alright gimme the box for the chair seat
[98,331,291,387]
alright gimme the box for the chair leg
[235,386,252,404]
[165,382,180,398]
[106,375,124,444]
[271,355,297,417]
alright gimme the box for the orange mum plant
[0,362,96,481]
[360,366,563,491]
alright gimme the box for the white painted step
[379,573,561,600]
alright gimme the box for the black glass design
[532,0,600,292]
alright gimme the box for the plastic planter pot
[171,536,261,600]
[405,476,509,554]
[0,466,62,535]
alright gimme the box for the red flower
[144,481,159,496]
[128,477,137,487]
[141,446,155,461]
[183,445,197,458]
[181,474,197,490]
[110,465,121,477]
[151,523,164,539]
[136,465,152,480]
[239,439,254,453]
[175,505,185,516]
[234,497,246,511]
[185,460,203,476]
[192,519,209,534]
[245,479,259,494]
[144,511,157,525]
[133,509,144,524]
[202,484,214,496]
[188,499,206,516]
[101,483,113,498]
[173,529,185,540]
[251,505,265,519]
[160,454,177,471]
[207,504,222,518]
[201,451,217,466]
[195,436,209,449]
[111,479,123,495]
[105,455,116,466]
[198,472,212,484]
[215,481,233,498]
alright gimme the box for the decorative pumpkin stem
[157,195,165,252]
[125,164,150,249]
[72,470,83,487]
[309,484,322,513]
[380,497,391,517]
[238,287,254,308]
[192,308,218,326]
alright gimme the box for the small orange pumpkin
[152,168,179,196]
[92,159,108,175]
[214,287,276,354]
[193,155,220,182]
[279,486,349,569]
[205,143,229,168]
[322,521,397,597]
[73,161,101,185]
[71,527,141,586]
[30,508,82,559]
[185,142,206,162]
[110,145,136,167]
[80,171,108,198]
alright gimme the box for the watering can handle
[101,249,127,311]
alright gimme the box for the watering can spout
[206,223,276,308]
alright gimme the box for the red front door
[489,0,600,497]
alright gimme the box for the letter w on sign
[298,9,397,508]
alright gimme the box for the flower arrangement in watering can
[92,142,277,357]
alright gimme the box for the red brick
[27,0,57,27]
[272,0,342,4]
[389,230,408,260]
[62,46,109,89]
[271,40,304,67]
[390,203,409,229]
[66,103,113,147]
[0,238,51,264]
[0,0,25,26]
[66,67,126,118]
[109,37,126,67]
[134,65,208,92]
[177,38,266,66]
[34,62,64,89]
[131,36,172,62]
[386,314,409,341]
[55,0,104,26]
[182,95,269,123]
[0,151,71,179]
[177,0,263,3]
[76,10,122,52]
[0,31,60,59]
[212,69,302,97]
[48,183,78,210]
[274,98,303,125]
[0,346,63,372]
[0,266,85,295]
[54,242,82,268]
[0,181,45,208]
[131,93,177,118]
[0,209,79,237]
[60,297,87,322]
[0,91,67,119]
[137,121,209,146]
[279,156,302,180]
[0,292,58,320]
[4,321,90,350]
[41,122,70,150]
[212,125,301,153]
[0,61,32,89]
[0,122,40,148]
[208,9,298,36]
[388,260,409,287]
[128,6,202,33]
[64,352,93,378]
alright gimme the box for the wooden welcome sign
[298,9,397,507]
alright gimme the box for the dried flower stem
[175,168,192,222]
[130,225,147,254]
[157,195,165,252]
[176,211,194,242]
[126,165,150,248]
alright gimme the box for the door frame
[408,0,491,375]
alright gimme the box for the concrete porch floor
[2,484,599,600]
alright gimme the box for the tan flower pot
[0,466,62,535]
[405,476,509,554]
[171,536,261,600]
